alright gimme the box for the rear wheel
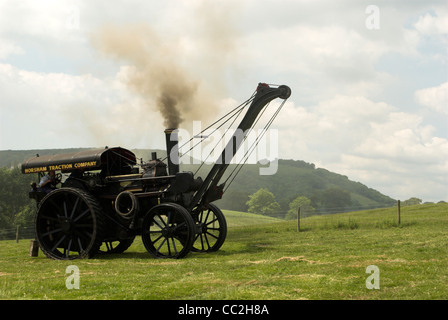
[141,203,195,259]
[35,188,105,260]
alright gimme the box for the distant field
[223,209,283,227]
[0,203,447,300]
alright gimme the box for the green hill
[210,159,396,214]
[222,209,283,227]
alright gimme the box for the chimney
[164,128,180,175]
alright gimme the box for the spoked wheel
[35,188,105,260]
[141,203,195,259]
[191,203,227,253]
[99,237,135,254]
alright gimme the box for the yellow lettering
[25,161,97,174]
[44,164,76,171]
[74,161,97,169]
[24,166,47,174]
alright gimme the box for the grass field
[0,203,447,300]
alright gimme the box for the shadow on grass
[94,239,279,261]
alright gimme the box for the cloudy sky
[0,0,447,202]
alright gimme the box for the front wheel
[141,203,195,259]
[191,204,227,253]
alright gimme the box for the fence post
[397,200,401,226]
[16,226,19,243]
[297,207,301,232]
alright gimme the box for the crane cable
[222,98,288,192]
[176,91,257,174]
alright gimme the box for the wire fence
[0,225,35,241]
[226,203,396,220]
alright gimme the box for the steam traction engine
[22,83,291,260]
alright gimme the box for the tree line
[244,187,433,220]
[245,187,352,219]
[0,167,36,230]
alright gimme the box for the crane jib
[189,83,291,210]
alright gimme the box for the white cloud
[355,112,447,164]
[0,40,24,60]
[275,95,448,202]
[414,82,448,115]
[276,95,396,159]
[0,62,167,150]
[414,11,448,35]
[0,1,80,39]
